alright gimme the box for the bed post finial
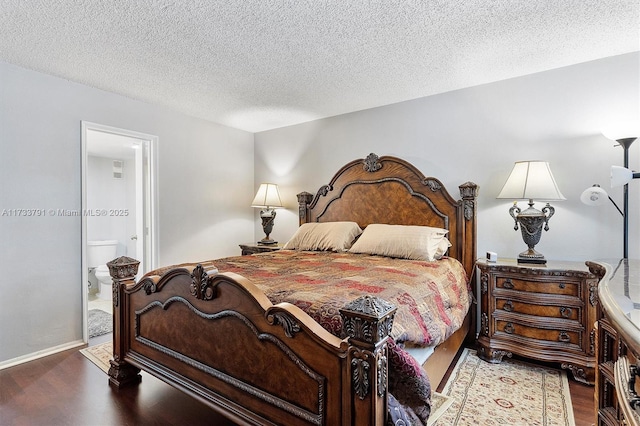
[297,191,313,225]
[107,256,142,388]
[340,295,397,425]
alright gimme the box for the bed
[106,153,478,425]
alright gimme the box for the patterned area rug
[88,309,112,338]
[80,341,112,373]
[432,348,575,425]
[428,392,455,426]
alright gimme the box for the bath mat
[88,309,112,338]
[432,348,575,425]
[80,341,112,373]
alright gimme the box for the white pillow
[348,224,450,261]
[283,221,363,252]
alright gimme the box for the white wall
[255,53,640,263]
[0,61,254,365]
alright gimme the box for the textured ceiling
[0,1,638,133]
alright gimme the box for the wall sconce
[497,161,565,264]
[251,183,283,245]
[581,136,639,258]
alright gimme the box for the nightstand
[476,258,598,384]
[239,243,284,256]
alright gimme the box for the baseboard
[0,340,85,370]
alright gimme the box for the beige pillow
[283,221,363,252]
[348,224,450,261]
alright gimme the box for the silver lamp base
[509,200,555,265]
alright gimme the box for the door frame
[80,121,159,343]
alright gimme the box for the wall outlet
[486,251,497,262]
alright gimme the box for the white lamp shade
[497,161,566,201]
[601,127,640,142]
[611,165,635,188]
[580,185,608,206]
[251,183,283,208]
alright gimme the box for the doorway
[81,122,158,342]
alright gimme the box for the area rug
[80,341,112,373]
[432,348,575,426]
[88,309,113,338]
[428,392,455,426]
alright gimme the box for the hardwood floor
[0,334,235,426]
[1,338,596,425]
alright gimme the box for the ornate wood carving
[352,355,371,399]
[268,311,302,338]
[561,363,589,385]
[459,181,478,221]
[190,264,217,300]
[107,256,140,279]
[481,312,488,336]
[363,153,382,172]
[318,184,331,196]
[377,351,388,397]
[340,295,396,404]
[589,280,598,307]
[424,178,441,192]
[341,296,397,344]
[296,191,313,222]
[481,272,488,294]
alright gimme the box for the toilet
[87,240,118,301]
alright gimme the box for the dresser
[477,258,598,384]
[588,259,640,426]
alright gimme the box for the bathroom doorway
[81,122,158,343]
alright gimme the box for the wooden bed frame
[107,153,478,425]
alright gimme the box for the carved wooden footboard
[108,257,397,426]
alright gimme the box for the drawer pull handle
[503,279,514,290]
[558,332,571,343]
[559,283,566,289]
[503,301,514,312]
[504,323,514,334]
[560,307,572,318]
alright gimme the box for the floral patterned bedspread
[146,250,471,425]
[214,250,471,348]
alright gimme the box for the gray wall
[0,61,254,364]
[255,53,640,263]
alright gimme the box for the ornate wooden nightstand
[239,243,284,256]
[476,258,599,384]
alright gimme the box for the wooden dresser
[477,258,598,384]
[588,259,640,426]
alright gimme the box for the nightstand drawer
[495,298,581,321]
[496,276,579,297]
[494,319,581,347]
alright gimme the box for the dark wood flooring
[1,337,596,425]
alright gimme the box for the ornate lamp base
[509,200,555,265]
[258,209,278,245]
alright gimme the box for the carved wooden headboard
[297,153,478,278]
